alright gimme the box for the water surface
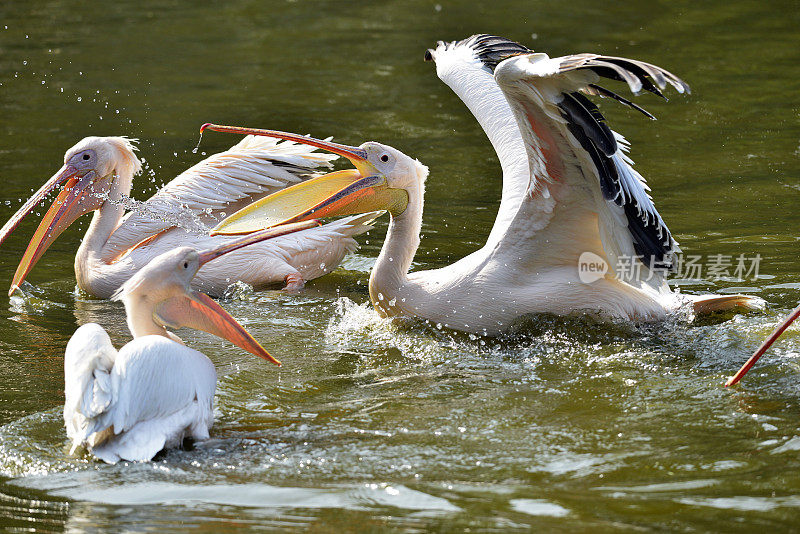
[1,0,800,531]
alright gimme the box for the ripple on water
[15,477,460,515]
[3,295,800,529]
[0,409,86,478]
[509,498,570,517]
[677,496,800,512]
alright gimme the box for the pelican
[200,34,759,336]
[64,220,316,464]
[725,304,800,386]
[0,134,377,298]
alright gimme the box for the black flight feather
[587,84,657,120]
[559,92,617,157]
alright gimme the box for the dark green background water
[1,0,799,531]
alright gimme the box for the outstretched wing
[102,135,338,261]
[494,48,685,279]
[430,35,685,288]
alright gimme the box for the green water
[1,0,800,531]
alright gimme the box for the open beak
[200,123,408,235]
[156,220,321,365]
[725,304,800,387]
[0,165,101,296]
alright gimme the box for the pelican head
[199,124,427,235]
[0,137,141,294]
[116,220,321,366]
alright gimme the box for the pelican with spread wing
[200,34,759,335]
[0,134,377,298]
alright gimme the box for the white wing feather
[85,212,379,299]
[65,334,216,463]
[493,51,680,289]
[102,135,338,261]
[64,323,117,449]
[432,36,682,292]
[431,39,530,251]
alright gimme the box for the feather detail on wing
[99,338,215,438]
[65,332,216,463]
[64,323,117,453]
[491,46,685,287]
[476,42,689,285]
[426,36,532,250]
[431,35,686,290]
[101,135,338,262]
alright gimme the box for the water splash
[95,190,209,236]
[222,280,255,301]
[192,129,203,154]
[324,297,440,359]
[0,409,87,478]
[8,282,67,315]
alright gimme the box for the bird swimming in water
[198,35,759,335]
[64,221,316,463]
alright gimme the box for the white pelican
[199,34,759,336]
[725,304,800,386]
[64,220,316,464]
[0,134,377,298]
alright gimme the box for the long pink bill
[199,123,370,170]
[725,303,800,387]
[3,167,100,295]
[196,220,321,265]
[0,164,80,247]
[200,123,406,236]
[155,219,322,366]
[156,291,281,365]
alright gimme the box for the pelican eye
[82,154,91,160]
[380,154,389,162]
[183,261,189,269]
